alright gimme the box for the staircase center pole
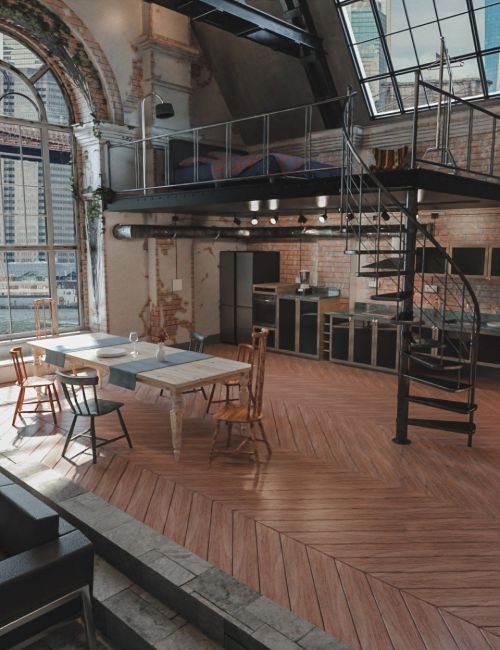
[394,188,418,445]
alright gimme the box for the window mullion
[41,125,57,304]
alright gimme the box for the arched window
[0,30,80,339]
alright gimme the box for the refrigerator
[220,251,280,344]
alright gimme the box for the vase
[156,342,167,362]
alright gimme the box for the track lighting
[270,215,278,225]
[381,210,390,222]
[251,216,259,225]
[316,195,328,208]
[249,200,260,212]
[298,214,308,225]
[233,216,241,226]
[346,212,355,222]
[268,198,279,211]
[318,211,328,223]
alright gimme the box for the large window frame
[0,34,82,341]
[336,0,500,117]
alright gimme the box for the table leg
[170,390,184,461]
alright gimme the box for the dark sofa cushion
[0,484,59,555]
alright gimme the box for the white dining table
[29,333,251,461]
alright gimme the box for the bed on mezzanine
[106,88,500,216]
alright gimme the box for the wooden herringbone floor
[1,345,500,649]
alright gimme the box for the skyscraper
[485,0,500,92]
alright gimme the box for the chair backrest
[34,298,59,339]
[188,331,206,353]
[56,371,99,416]
[9,347,28,386]
[237,343,254,365]
[249,329,268,419]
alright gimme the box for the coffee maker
[296,269,312,295]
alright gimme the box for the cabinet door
[236,306,252,343]
[278,298,296,351]
[353,321,372,365]
[376,326,398,369]
[220,252,235,306]
[331,324,349,361]
[299,301,318,356]
[491,248,500,276]
[220,305,235,344]
[236,252,253,308]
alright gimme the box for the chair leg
[62,415,78,459]
[12,387,25,426]
[159,388,164,397]
[210,420,222,458]
[117,409,133,448]
[90,417,97,464]
[47,385,57,426]
[257,420,272,456]
[53,384,62,411]
[81,585,97,650]
[206,384,216,413]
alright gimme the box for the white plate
[486,321,500,328]
[96,347,129,358]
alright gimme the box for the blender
[297,269,312,295]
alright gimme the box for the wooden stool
[10,346,61,426]
[210,330,271,462]
[206,343,254,413]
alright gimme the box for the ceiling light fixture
[381,210,390,222]
[346,212,355,222]
[316,195,328,209]
[233,216,241,226]
[318,210,328,223]
[270,215,278,225]
[298,214,308,225]
[268,198,279,210]
[249,200,260,212]
[251,216,259,226]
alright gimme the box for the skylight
[336,0,500,116]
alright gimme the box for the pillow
[178,155,214,167]
[371,145,410,171]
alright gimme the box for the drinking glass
[129,331,139,357]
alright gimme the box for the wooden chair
[209,329,271,462]
[57,372,132,464]
[34,298,59,339]
[10,347,61,426]
[160,331,209,399]
[206,343,254,413]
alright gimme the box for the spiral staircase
[340,94,481,447]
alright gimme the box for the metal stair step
[363,258,404,270]
[407,418,475,435]
[371,291,411,302]
[407,352,464,371]
[358,271,406,278]
[410,339,447,350]
[408,395,477,414]
[404,373,472,392]
[345,249,408,256]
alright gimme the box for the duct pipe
[113,224,400,241]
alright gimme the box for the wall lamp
[251,216,259,225]
[270,215,279,225]
[318,210,328,223]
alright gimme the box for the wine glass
[129,331,139,357]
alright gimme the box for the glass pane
[0,70,40,121]
[0,33,43,76]
[434,0,468,19]
[352,38,388,78]
[405,0,437,27]
[473,0,500,9]
[34,70,70,125]
[344,2,379,44]
[49,130,75,245]
[386,30,418,70]
[396,72,432,110]
[0,253,11,336]
[476,3,500,51]
[439,14,475,58]
[363,78,400,114]
[54,250,80,329]
[484,52,500,91]
[7,250,49,336]
[451,58,483,97]
[378,0,408,34]
[412,22,443,66]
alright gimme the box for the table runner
[43,335,130,368]
[109,351,213,391]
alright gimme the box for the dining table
[28,332,251,461]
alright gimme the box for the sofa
[0,472,95,649]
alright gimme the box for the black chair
[0,478,95,649]
[57,372,132,464]
[159,331,209,399]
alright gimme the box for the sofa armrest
[0,529,93,627]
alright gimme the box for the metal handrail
[342,90,481,341]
